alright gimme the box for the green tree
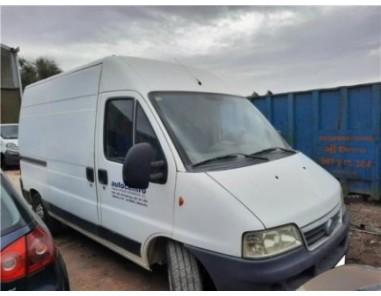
[19,57,62,89]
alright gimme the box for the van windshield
[150,92,289,167]
[1,125,18,139]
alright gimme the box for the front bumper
[3,150,20,166]
[187,211,351,290]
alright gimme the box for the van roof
[25,56,240,96]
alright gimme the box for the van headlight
[243,225,302,259]
[5,143,18,150]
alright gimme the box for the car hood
[207,153,341,228]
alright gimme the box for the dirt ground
[4,169,381,290]
[55,226,168,291]
[345,200,381,267]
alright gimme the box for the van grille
[303,212,340,247]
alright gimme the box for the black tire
[31,193,62,235]
[166,241,203,291]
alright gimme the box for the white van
[19,56,350,290]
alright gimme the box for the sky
[1,5,380,96]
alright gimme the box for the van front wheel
[166,241,203,291]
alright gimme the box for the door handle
[98,169,108,185]
[86,167,94,182]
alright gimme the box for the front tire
[166,241,203,291]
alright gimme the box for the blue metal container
[251,82,381,200]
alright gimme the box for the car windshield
[1,125,18,139]
[1,177,24,235]
[150,92,288,166]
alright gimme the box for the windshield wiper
[191,153,268,168]
[251,146,296,156]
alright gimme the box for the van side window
[104,99,134,161]
[135,103,165,162]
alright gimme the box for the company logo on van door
[111,181,146,194]
[110,181,148,207]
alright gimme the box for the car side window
[135,103,165,162]
[104,99,134,162]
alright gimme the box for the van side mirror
[122,143,153,189]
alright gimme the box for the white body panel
[207,153,341,228]
[173,172,264,257]
[20,65,102,225]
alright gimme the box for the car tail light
[26,226,55,274]
[0,237,27,282]
[1,226,55,283]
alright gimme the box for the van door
[95,91,176,258]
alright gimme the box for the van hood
[207,153,341,229]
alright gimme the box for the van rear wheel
[166,241,203,291]
[31,193,62,235]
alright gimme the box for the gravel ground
[4,169,381,290]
